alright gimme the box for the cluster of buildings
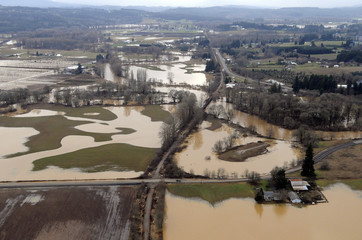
[264,178,311,204]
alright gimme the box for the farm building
[288,191,302,204]
[264,191,274,201]
[290,179,310,191]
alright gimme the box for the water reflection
[175,121,300,176]
[123,106,132,117]
[273,204,288,217]
[214,102,362,141]
[164,184,362,240]
[129,63,206,86]
[104,63,115,82]
[254,203,263,218]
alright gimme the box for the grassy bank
[141,105,171,122]
[316,179,362,191]
[32,143,157,172]
[42,105,118,121]
[0,115,123,157]
[167,183,254,205]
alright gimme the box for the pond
[164,183,362,240]
[129,63,207,86]
[175,121,301,177]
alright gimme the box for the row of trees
[292,75,337,93]
[159,91,204,150]
[229,85,362,131]
[337,49,362,63]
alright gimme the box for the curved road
[286,139,362,174]
[1,139,360,189]
[213,48,293,92]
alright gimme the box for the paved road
[143,185,155,240]
[1,140,360,189]
[213,48,293,92]
[286,139,362,174]
[0,178,255,189]
[313,140,360,163]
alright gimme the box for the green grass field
[1,105,168,157]
[32,143,157,172]
[0,115,123,157]
[316,179,362,190]
[167,183,254,205]
[141,105,171,122]
[42,105,118,121]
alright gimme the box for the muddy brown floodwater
[129,63,206,86]
[0,106,162,181]
[210,101,362,141]
[0,127,39,159]
[104,63,116,82]
[175,121,301,176]
[164,183,362,240]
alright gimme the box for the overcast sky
[53,0,362,8]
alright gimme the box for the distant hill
[0,4,361,33]
[0,0,72,8]
[162,6,362,21]
[0,6,147,33]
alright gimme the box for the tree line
[229,85,362,131]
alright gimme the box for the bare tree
[167,72,175,84]
[213,140,224,153]
[225,109,234,122]
[159,115,180,150]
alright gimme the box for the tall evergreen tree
[301,144,316,177]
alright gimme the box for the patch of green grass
[316,179,362,190]
[205,116,222,131]
[115,127,137,134]
[312,53,338,60]
[141,105,171,122]
[167,183,254,205]
[0,115,125,156]
[314,140,348,154]
[32,143,157,172]
[143,65,165,71]
[43,105,117,121]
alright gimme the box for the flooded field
[14,109,65,118]
[211,102,362,141]
[155,86,207,104]
[104,63,116,82]
[0,127,39,159]
[0,106,163,181]
[0,186,135,240]
[0,59,78,90]
[164,183,362,240]
[175,121,300,176]
[129,63,206,86]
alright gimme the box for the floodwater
[104,63,116,82]
[175,121,300,176]
[15,109,65,118]
[129,63,206,86]
[164,183,362,240]
[211,102,362,141]
[70,106,162,148]
[155,86,207,105]
[0,59,77,90]
[0,127,39,159]
[0,106,162,181]
[0,135,143,181]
